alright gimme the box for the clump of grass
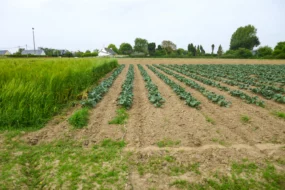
[205,115,216,125]
[157,138,181,148]
[241,115,251,123]
[68,108,89,128]
[108,108,129,124]
[273,111,285,120]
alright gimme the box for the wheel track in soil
[152,65,285,145]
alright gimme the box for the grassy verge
[0,136,129,189]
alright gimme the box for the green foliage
[157,65,231,107]
[82,64,125,107]
[0,58,118,128]
[161,40,177,54]
[119,43,133,55]
[188,43,196,56]
[230,24,260,50]
[138,65,165,107]
[107,44,119,53]
[108,108,129,124]
[223,48,252,58]
[273,41,285,59]
[230,90,265,107]
[217,45,223,56]
[257,46,273,57]
[134,38,148,54]
[147,65,201,108]
[68,108,89,128]
[118,65,134,109]
[148,42,156,56]
[211,44,215,54]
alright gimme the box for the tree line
[109,25,285,59]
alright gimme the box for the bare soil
[20,58,285,189]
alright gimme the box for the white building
[21,50,46,56]
[98,48,116,57]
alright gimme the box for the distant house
[98,48,116,57]
[0,50,11,56]
[21,50,46,56]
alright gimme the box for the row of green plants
[154,65,231,107]
[0,58,119,128]
[178,64,285,104]
[164,64,265,107]
[118,65,135,109]
[147,65,201,108]
[82,65,125,107]
[138,65,165,107]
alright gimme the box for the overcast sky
[1,0,284,53]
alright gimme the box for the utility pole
[32,28,36,54]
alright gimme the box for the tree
[187,43,195,56]
[176,48,186,56]
[15,48,25,55]
[107,44,119,53]
[196,45,201,56]
[217,45,223,57]
[211,44,215,54]
[273,42,285,59]
[161,40,177,54]
[119,43,133,55]
[157,45,162,50]
[230,25,260,50]
[148,42,156,56]
[236,48,252,58]
[200,45,205,54]
[257,46,273,57]
[134,38,148,54]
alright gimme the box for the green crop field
[0,58,118,128]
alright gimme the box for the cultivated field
[1,58,285,189]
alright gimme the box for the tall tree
[200,45,205,54]
[134,38,148,54]
[196,45,201,56]
[107,44,119,53]
[211,44,215,54]
[230,25,260,50]
[187,43,196,56]
[119,43,133,55]
[217,45,223,57]
[148,42,156,55]
[161,40,177,54]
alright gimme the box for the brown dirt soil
[20,58,285,189]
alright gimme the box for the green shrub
[257,46,273,57]
[68,108,89,128]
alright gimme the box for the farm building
[21,50,46,56]
[0,50,11,56]
[98,48,116,57]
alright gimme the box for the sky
[1,0,285,53]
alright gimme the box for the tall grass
[0,58,118,128]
